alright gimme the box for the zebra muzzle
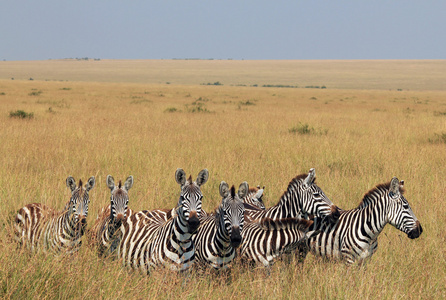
[327,205,341,224]
[230,226,242,248]
[408,221,423,239]
[188,211,200,232]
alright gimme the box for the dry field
[0,60,445,299]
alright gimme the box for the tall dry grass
[0,70,445,299]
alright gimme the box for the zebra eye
[403,203,409,210]
[313,192,320,197]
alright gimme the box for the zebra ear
[85,176,96,191]
[124,175,134,191]
[66,176,76,191]
[238,182,249,199]
[106,175,115,191]
[389,177,400,199]
[196,169,209,186]
[219,181,230,198]
[175,168,187,185]
[304,168,316,186]
[254,187,264,199]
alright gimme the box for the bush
[428,133,446,144]
[289,123,328,135]
[290,123,314,135]
[28,90,42,96]
[9,110,34,119]
[164,107,178,113]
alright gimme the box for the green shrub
[9,110,34,119]
[289,123,328,135]
[28,90,42,96]
[428,132,446,144]
[164,107,178,113]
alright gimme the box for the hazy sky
[1,1,445,61]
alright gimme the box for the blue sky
[1,1,445,61]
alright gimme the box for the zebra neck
[266,189,301,219]
[356,197,389,239]
[172,214,194,247]
[62,211,82,240]
[105,217,122,238]
[213,215,232,253]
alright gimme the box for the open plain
[0,59,445,298]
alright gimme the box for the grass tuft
[9,110,34,119]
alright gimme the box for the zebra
[14,176,95,254]
[303,177,423,265]
[243,185,266,209]
[244,168,340,225]
[89,175,133,257]
[193,181,248,270]
[239,216,316,268]
[116,168,209,273]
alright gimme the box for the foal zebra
[193,181,247,270]
[304,177,423,265]
[239,216,316,267]
[244,168,340,225]
[116,169,209,273]
[14,176,95,254]
[89,175,133,257]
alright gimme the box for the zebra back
[239,216,314,267]
[14,176,95,254]
[193,181,247,270]
[306,177,423,265]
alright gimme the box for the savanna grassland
[0,60,445,299]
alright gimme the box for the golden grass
[1,59,446,90]
[1,60,446,298]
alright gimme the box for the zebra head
[218,181,248,248]
[299,168,340,224]
[106,175,133,223]
[175,168,209,233]
[66,176,95,231]
[387,177,423,239]
[246,186,266,209]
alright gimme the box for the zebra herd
[13,168,423,274]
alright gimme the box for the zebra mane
[258,217,313,231]
[214,185,238,221]
[230,185,236,197]
[274,173,316,205]
[358,181,406,208]
[118,180,122,189]
[78,179,83,188]
[187,175,193,184]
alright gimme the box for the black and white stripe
[245,168,340,225]
[14,176,95,254]
[242,186,265,209]
[305,177,423,265]
[90,175,133,257]
[115,169,209,273]
[239,216,315,267]
[193,181,247,270]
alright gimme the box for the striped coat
[14,176,95,254]
[113,169,209,273]
[89,175,133,257]
[305,178,423,265]
[193,182,247,270]
[244,169,340,225]
[239,216,315,267]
